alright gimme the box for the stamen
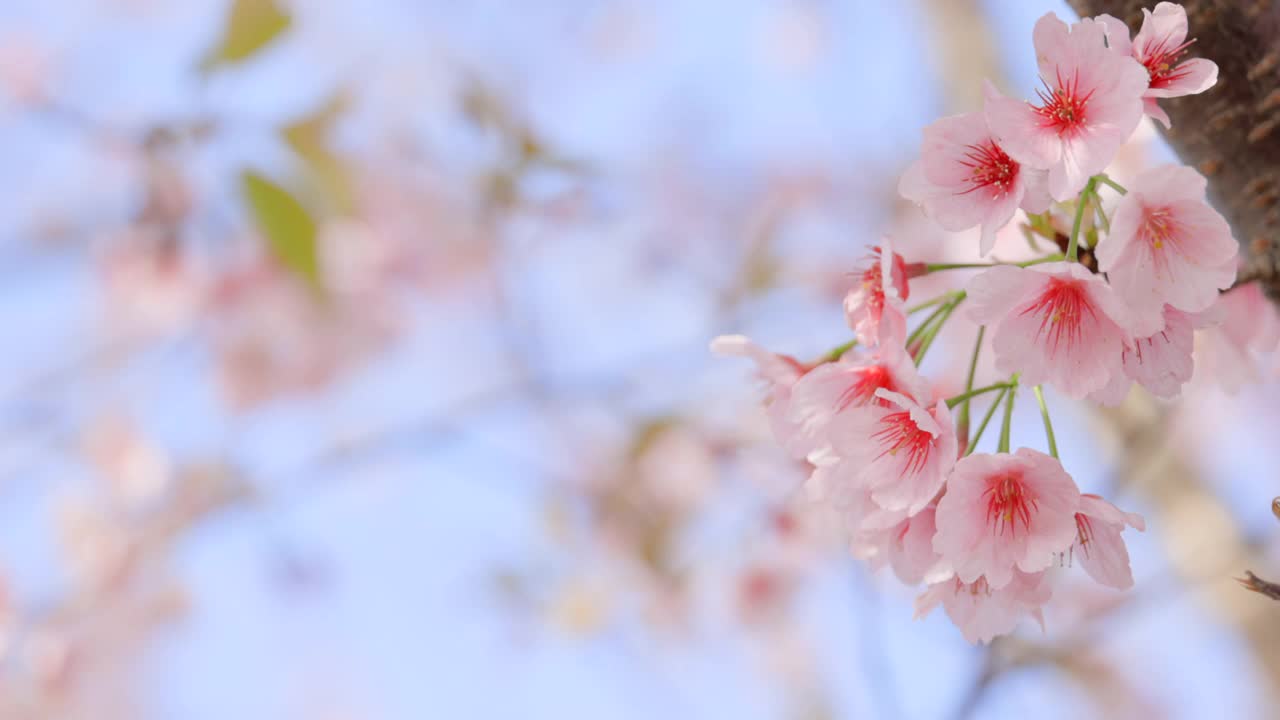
[1141,36,1197,89]
[956,141,1019,198]
[1033,68,1096,137]
[1017,278,1099,354]
[835,366,894,411]
[869,410,933,478]
[982,471,1038,536]
[1075,513,1095,558]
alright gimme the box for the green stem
[1067,178,1097,263]
[1033,385,1058,459]
[913,295,965,366]
[997,374,1020,453]
[923,254,1064,274]
[907,291,961,315]
[1019,254,1065,267]
[1094,202,1111,234]
[907,300,954,346]
[945,380,1012,409]
[924,262,1001,272]
[822,339,857,363]
[966,387,1007,456]
[955,325,986,437]
[1096,173,1127,195]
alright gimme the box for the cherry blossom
[805,463,907,534]
[1194,284,1280,392]
[786,349,927,458]
[1091,305,1198,405]
[714,1,1233,646]
[823,389,957,516]
[98,229,207,338]
[985,13,1148,201]
[844,238,910,350]
[854,506,951,585]
[914,569,1052,645]
[899,84,1051,255]
[710,335,811,457]
[210,262,398,410]
[1097,165,1236,335]
[967,262,1132,398]
[933,448,1081,589]
[1098,2,1218,128]
[1068,494,1146,590]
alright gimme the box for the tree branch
[1238,570,1280,599]
[1067,0,1280,299]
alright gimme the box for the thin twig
[1237,571,1280,601]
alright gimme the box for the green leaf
[240,170,320,288]
[282,94,355,213]
[200,0,292,72]
[282,94,348,156]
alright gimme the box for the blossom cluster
[714,3,1253,644]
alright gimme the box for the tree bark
[1068,0,1280,299]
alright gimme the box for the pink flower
[854,506,951,585]
[985,13,1148,201]
[710,335,811,457]
[1091,305,1210,405]
[933,448,1081,589]
[1096,165,1236,335]
[786,349,928,458]
[806,464,907,531]
[1194,284,1280,392]
[967,262,1132,398]
[899,84,1051,256]
[823,389,957,516]
[914,569,1052,645]
[1068,494,1145,590]
[1098,2,1218,128]
[844,238,910,350]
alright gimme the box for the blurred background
[0,0,1278,717]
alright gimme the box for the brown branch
[1238,570,1280,599]
[1238,496,1280,601]
[1067,0,1280,300]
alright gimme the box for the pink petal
[965,265,1043,327]
[1148,56,1217,98]
[1144,97,1172,128]
[1134,2,1189,59]
[985,96,1060,170]
[1095,13,1133,56]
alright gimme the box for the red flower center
[1019,278,1099,353]
[836,365,894,411]
[860,264,886,313]
[983,471,1038,536]
[959,140,1019,198]
[1141,37,1195,89]
[870,410,934,477]
[1034,68,1095,137]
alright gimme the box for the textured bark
[1068,0,1280,299]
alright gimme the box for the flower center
[1019,278,1098,353]
[958,141,1019,198]
[836,365,894,411]
[1141,37,1195,89]
[870,410,933,477]
[1141,206,1180,251]
[983,471,1038,536]
[1033,69,1094,137]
